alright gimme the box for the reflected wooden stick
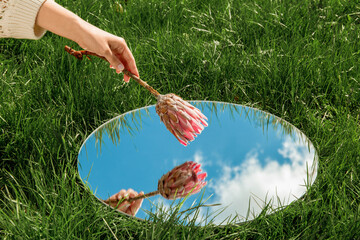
[103,190,159,204]
[127,190,159,202]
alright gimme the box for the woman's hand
[104,189,144,216]
[76,26,139,83]
[36,0,139,82]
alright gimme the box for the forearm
[35,0,97,47]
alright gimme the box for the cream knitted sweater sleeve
[0,0,50,39]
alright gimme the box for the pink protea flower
[156,93,208,146]
[158,161,207,200]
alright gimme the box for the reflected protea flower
[126,161,207,202]
[156,94,208,146]
[158,161,207,199]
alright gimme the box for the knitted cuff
[7,0,50,39]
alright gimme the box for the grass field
[1,0,360,238]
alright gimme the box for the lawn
[1,0,360,239]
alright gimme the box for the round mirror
[78,101,318,224]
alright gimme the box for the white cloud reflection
[203,136,316,224]
[193,151,205,166]
[173,150,212,169]
[160,136,316,225]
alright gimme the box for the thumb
[104,50,124,74]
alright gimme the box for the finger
[118,202,131,212]
[126,188,135,194]
[117,198,130,209]
[127,189,138,198]
[122,46,139,74]
[129,192,144,216]
[103,48,125,74]
[132,197,143,213]
[108,190,122,202]
[115,45,139,81]
[124,74,130,83]
[109,37,139,82]
[128,204,138,216]
[109,191,128,208]
[117,189,127,199]
[115,52,133,83]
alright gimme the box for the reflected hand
[104,189,144,216]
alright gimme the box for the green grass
[1,0,360,238]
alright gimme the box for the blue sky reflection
[78,102,317,224]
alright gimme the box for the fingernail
[118,63,124,71]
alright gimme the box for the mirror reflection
[78,101,318,224]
